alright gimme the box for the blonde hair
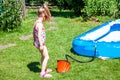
[38,3,51,21]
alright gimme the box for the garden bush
[115,0,120,18]
[50,0,85,16]
[83,0,118,17]
[66,0,85,16]
[0,0,22,31]
[50,0,120,18]
[28,0,44,6]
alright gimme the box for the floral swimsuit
[33,21,46,48]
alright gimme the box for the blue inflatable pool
[72,19,120,58]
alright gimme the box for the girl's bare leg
[38,46,52,78]
[40,46,49,73]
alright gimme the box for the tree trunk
[22,0,27,18]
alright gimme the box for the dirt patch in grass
[0,43,16,50]
[20,34,33,40]
[46,26,57,31]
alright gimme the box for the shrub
[83,0,118,17]
[71,0,85,16]
[25,0,45,6]
[49,0,65,11]
[115,0,120,18]
[50,0,85,16]
[0,0,22,31]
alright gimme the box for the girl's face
[40,7,45,16]
[38,4,50,22]
[38,7,47,21]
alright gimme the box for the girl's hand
[40,45,44,51]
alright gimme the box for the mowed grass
[0,9,120,80]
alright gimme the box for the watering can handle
[65,46,96,63]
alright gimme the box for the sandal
[40,72,52,78]
[45,69,52,73]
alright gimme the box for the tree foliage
[25,0,45,6]
[0,0,22,31]
[49,0,85,16]
[115,0,120,18]
[49,0,120,18]
[83,0,118,17]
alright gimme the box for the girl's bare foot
[45,68,52,73]
[40,72,52,78]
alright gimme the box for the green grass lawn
[0,9,120,80]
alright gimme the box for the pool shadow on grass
[70,48,80,56]
[27,62,41,73]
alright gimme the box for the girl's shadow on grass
[27,62,41,73]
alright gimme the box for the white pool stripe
[98,31,120,42]
[80,20,120,41]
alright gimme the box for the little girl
[33,3,52,78]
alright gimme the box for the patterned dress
[33,21,46,48]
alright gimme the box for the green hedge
[25,0,44,6]
[115,0,120,18]
[50,0,85,15]
[0,0,22,31]
[83,0,117,17]
[50,0,120,18]
[0,0,2,14]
